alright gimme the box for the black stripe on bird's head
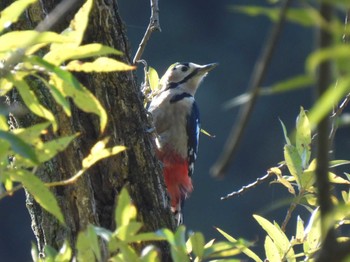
[164,62,218,95]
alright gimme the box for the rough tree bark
[2,0,175,260]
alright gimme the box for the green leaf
[215,227,262,262]
[50,0,93,50]
[284,144,303,185]
[36,134,77,163]
[13,122,50,143]
[329,172,350,184]
[264,236,281,262]
[231,6,329,30]
[306,45,350,75]
[31,242,39,262]
[82,139,126,170]
[296,107,311,168]
[308,77,350,129]
[55,240,72,262]
[7,169,64,224]
[76,225,101,262]
[65,57,135,72]
[329,160,350,168]
[0,31,72,52]
[28,56,108,132]
[295,216,305,243]
[7,75,57,131]
[0,0,38,33]
[189,232,205,259]
[200,128,216,138]
[140,245,160,262]
[0,130,38,164]
[33,74,71,117]
[304,208,321,254]
[279,118,291,145]
[203,241,242,259]
[116,222,142,241]
[0,78,14,96]
[44,43,122,65]
[125,232,166,243]
[253,215,291,257]
[172,225,188,262]
[148,66,160,91]
[115,188,136,228]
[262,75,314,95]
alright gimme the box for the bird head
[161,62,218,96]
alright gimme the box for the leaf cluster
[0,0,130,224]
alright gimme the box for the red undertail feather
[157,150,193,209]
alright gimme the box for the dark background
[1,0,349,261]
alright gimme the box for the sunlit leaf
[269,167,296,194]
[50,0,93,50]
[284,144,302,185]
[304,208,321,253]
[215,227,262,262]
[0,78,14,96]
[329,172,350,184]
[140,245,160,262]
[279,118,291,145]
[253,215,291,257]
[7,169,64,224]
[36,134,77,163]
[308,77,350,129]
[172,226,188,262]
[13,122,50,144]
[295,216,305,243]
[296,107,311,168]
[27,56,108,132]
[82,139,126,170]
[7,74,57,131]
[0,130,38,164]
[65,57,135,72]
[189,232,205,259]
[148,66,160,91]
[231,6,330,30]
[33,74,71,116]
[200,128,216,138]
[115,188,136,228]
[329,160,350,168]
[55,240,72,262]
[203,241,242,259]
[45,43,122,65]
[0,0,38,33]
[0,31,71,52]
[264,236,281,262]
[307,45,350,75]
[262,75,314,95]
[76,225,101,262]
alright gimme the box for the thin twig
[210,0,292,178]
[220,164,284,200]
[132,0,161,64]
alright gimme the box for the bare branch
[219,165,283,200]
[210,0,292,178]
[133,0,161,64]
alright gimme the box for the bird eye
[181,66,188,72]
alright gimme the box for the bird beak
[198,63,218,74]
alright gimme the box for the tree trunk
[3,0,174,260]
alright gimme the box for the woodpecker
[148,62,217,225]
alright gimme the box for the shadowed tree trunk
[1,0,174,260]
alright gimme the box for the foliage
[0,0,131,223]
[31,188,255,262]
